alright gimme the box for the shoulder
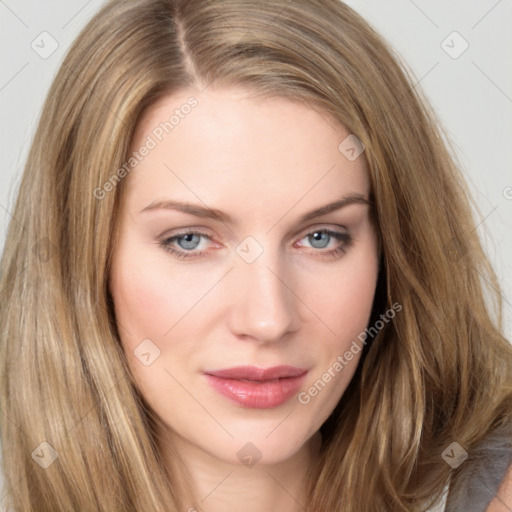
[445,421,512,512]
[486,461,512,511]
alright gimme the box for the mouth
[203,365,308,409]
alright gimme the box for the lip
[203,365,308,409]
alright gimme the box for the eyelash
[158,228,354,261]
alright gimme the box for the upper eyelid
[164,223,348,236]
[158,209,361,239]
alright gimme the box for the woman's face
[109,87,379,466]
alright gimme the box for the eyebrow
[139,193,371,225]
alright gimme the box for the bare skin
[109,86,379,511]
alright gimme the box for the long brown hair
[1,1,511,510]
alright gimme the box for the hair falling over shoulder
[1,1,511,510]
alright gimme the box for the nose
[227,246,300,343]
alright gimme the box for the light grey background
[0,0,511,505]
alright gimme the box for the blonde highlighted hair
[1,0,511,510]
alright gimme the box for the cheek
[109,247,207,348]
[110,263,168,344]
[297,237,379,417]
[109,248,199,402]
[111,225,379,352]
[309,233,379,344]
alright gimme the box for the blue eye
[159,229,353,261]
[159,231,210,260]
[308,231,334,249]
[175,233,202,251]
[300,229,353,259]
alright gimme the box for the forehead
[123,87,370,217]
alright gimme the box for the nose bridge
[228,238,299,342]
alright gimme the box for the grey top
[444,421,512,511]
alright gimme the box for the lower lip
[204,372,307,409]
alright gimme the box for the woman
[0,0,511,510]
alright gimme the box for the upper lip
[204,365,308,381]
